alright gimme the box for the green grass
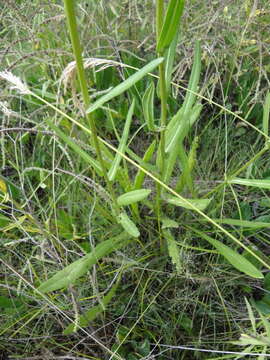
[1,1,270,359]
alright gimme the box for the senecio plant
[1,0,270,342]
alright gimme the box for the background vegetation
[1,0,270,359]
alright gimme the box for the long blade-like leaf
[133,140,156,190]
[37,233,130,293]
[165,103,202,153]
[181,40,201,113]
[229,178,270,189]
[157,0,185,53]
[165,196,211,211]
[212,218,270,229]
[87,58,164,113]
[117,189,151,206]
[164,31,180,94]
[192,229,263,279]
[162,105,201,185]
[142,82,156,131]
[108,100,135,181]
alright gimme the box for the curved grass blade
[132,140,156,217]
[165,103,202,154]
[229,178,270,189]
[133,140,156,190]
[166,196,211,211]
[108,100,135,181]
[165,40,202,154]
[192,229,263,279]
[164,31,179,94]
[142,82,156,131]
[164,40,201,143]
[37,233,130,293]
[212,218,270,229]
[181,40,201,113]
[163,106,201,186]
[117,189,151,206]
[175,136,199,194]
[87,58,164,113]
[157,0,185,53]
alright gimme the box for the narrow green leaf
[175,136,199,194]
[86,58,164,113]
[63,278,120,335]
[132,140,156,218]
[133,140,156,190]
[181,40,201,113]
[164,31,179,94]
[177,143,195,195]
[162,105,201,186]
[165,103,202,154]
[118,212,140,238]
[165,40,201,129]
[157,0,185,53]
[46,120,103,176]
[108,100,135,181]
[234,334,270,346]
[263,91,270,136]
[165,197,211,211]
[212,218,270,229]
[142,82,156,131]
[244,297,256,333]
[164,230,182,274]
[229,178,270,189]
[260,312,270,338]
[37,233,130,293]
[193,230,263,279]
[162,217,179,229]
[117,189,151,206]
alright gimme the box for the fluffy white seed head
[0,71,31,95]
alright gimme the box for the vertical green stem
[158,62,167,176]
[155,0,167,245]
[63,0,119,213]
[156,0,167,176]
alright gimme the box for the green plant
[1,0,267,295]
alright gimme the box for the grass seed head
[0,71,31,95]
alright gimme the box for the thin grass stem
[204,145,269,198]
[155,0,166,243]
[63,0,119,214]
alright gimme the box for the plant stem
[155,0,167,245]
[63,0,119,214]
[156,0,164,40]
[158,62,167,176]
[156,0,167,177]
